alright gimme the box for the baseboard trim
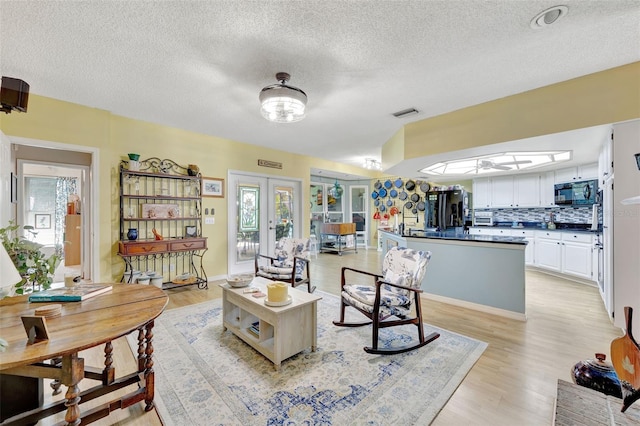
[423,293,527,321]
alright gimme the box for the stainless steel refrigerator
[424,189,470,231]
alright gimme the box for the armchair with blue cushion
[255,237,315,293]
[333,246,439,354]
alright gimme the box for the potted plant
[0,221,61,295]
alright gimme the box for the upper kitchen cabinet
[598,133,613,184]
[514,175,540,207]
[554,163,598,183]
[488,175,540,208]
[540,171,556,207]
[472,178,490,208]
[490,176,514,207]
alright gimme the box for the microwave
[474,211,494,226]
[554,179,598,206]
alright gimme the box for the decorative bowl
[128,153,140,161]
[226,274,254,288]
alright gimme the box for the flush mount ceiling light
[420,151,572,176]
[259,72,307,123]
[363,158,382,170]
[530,5,569,29]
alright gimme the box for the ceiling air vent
[392,108,419,118]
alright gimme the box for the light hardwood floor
[41,248,622,425]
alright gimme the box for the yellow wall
[397,62,640,162]
[1,94,377,282]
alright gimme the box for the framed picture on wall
[35,214,51,229]
[202,177,224,198]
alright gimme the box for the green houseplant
[0,221,61,295]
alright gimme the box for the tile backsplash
[476,206,600,224]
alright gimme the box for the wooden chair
[333,246,439,354]
[255,237,315,293]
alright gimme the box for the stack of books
[28,284,113,303]
[247,321,260,338]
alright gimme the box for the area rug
[146,291,487,425]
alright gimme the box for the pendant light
[259,72,307,123]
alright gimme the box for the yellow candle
[267,282,288,302]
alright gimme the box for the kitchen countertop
[473,222,601,233]
[381,229,527,245]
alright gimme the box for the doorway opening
[9,138,98,284]
[18,162,87,283]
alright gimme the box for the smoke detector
[530,5,568,29]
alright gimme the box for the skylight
[420,151,572,176]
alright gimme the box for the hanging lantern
[330,179,343,199]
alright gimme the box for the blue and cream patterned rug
[147,291,487,425]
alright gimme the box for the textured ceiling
[1,1,639,178]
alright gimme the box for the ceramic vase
[127,228,138,241]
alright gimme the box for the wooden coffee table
[220,277,322,369]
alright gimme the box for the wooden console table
[0,284,168,425]
[320,222,357,255]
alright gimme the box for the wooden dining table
[0,284,168,425]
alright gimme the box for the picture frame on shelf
[185,225,197,238]
[35,214,51,229]
[202,177,224,198]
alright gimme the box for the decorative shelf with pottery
[118,157,207,290]
[219,276,322,369]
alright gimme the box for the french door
[227,172,302,275]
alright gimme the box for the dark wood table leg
[143,320,156,412]
[137,328,146,372]
[61,353,84,426]
[103,341,115,384]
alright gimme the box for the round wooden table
[0,284,168,425]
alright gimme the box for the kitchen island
[380,229,527,320]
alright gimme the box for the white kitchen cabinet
[535,231,562,271]
[472,178,491,208]
[540,171,556,207]
[554,163,598,183]
[512,229,535,265]
[598,133,613,184]
[476,173,541,208]
[469,227,492,235]
[490,176,515,207]
[514,174,540,207]
[561,233,593,280]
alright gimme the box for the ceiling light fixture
[530,5,568,29]
[420,151,572,176]
[259,72,307,123]
[363,158,382,170]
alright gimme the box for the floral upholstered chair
[255,238,315,293]
[333,246,439,354]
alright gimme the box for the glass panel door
[236,184,261,263]
[228,173,301,276]
[269,185,293,241]
[350,185,368,248]
[310,183,324,240]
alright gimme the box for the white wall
[0,131,15,226]
[612,119,640,333]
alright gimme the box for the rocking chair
[333,246,439,354]
[255,237,315,293]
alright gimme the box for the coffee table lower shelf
[220,278,321,369]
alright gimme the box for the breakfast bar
[380,230,528,320]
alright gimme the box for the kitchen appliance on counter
[473,211,494,227]
[425,189,470,231]
[554,179,598,206]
